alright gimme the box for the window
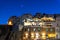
[46,28,48,32]
[33,28,36,31]
[50,28,53,32]
[38,27,41,31]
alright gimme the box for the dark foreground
[0,32,60,40]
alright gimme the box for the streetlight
[8,21,13,25]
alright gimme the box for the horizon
[1,12,60,24]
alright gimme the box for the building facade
[8,13,60,40]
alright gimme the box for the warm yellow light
[48,34,56,38]
[36,33,39,38]
[31,33,34,36]
[39,22,44,26]
[32,22,36,25]
[31,35,34,37]
[25,33,28,36]
[42,32,46,36]
[31,32,34,38]
[42,35,46,39]
[8,21,13,25]
[31,35,34,38]
[36,33,39,36]
[25,36,28,38]
[25,33,28,38]
[36,36,39,38]
[48,17,55,21]
[24,22,32,26]
[41,16,48,21]
[41,32,46,39]
[41,16,55,21]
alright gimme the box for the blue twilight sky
[0,0,60,24]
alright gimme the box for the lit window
[32,22,36,25]
[34,28,36,31]
[28,28,29,31]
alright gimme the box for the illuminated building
[8,13,60,40]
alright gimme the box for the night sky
[0,0,60,24]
